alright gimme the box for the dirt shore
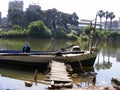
[67,86,115,90]
[0,76,117,90]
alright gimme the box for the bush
[0,29,29,37]
[28,20,52,38]
[80,34,89,41]
[110,31,119,40]
[12,25,22,30]
[66,30,78,40]
[54,30,67,39]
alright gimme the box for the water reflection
[95,51,112,70]
[0,38,76,50]
[95,61,112,70]
[93,40,120,86]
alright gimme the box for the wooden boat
[0,45,98,66]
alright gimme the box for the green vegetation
[66,30,79,40]
[0,20,52,38]
[28,20,52,38]
[81,26,120,41]
[0,29,29,38]
[53,29,78,40]
[8,5,79,30]
[54,30,66,39]
[1,18,120,40]
[0,20,78,40]
[80,10,119,41]
[4,4,80,39]
[12,25,23,30]
[1,6,120,40]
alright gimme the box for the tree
[46,8,58,31]
[8,3,80,32]
[97,10,105,31]
[12,25,22,30]
[104,11,109,30]
[82,26,91,35]
[68,12,79,26]
[109,12,115,31]
[28,20,52,38]
[8,9,24,27]
[54,30,66,39]
[24,5,44,27]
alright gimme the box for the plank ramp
[46,60,73,89]
[46,60,72,82]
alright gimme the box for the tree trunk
[110,20,112,31]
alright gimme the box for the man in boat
[23,43,30,53]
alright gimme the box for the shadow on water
[0,60,96,81]
[0,62,48,81]
[71,65,94,74]
[0,62,48,72]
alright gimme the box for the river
[0,38,119,86]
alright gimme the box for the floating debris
[25,81,33,87]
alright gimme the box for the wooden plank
[46,60,73,84]
[46,74,71,78]
[51,67,66,69]
[49,76,71,79]
[50,72,69,75]
[47,73,69,76]
[46,79,72,82]
[50,70,68,72]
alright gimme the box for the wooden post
[78,60,85,73]
[34,69,38,85]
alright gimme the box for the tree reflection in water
[95,49,112,70]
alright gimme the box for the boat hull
[0,51,97,67]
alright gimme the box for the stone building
[103,20,120,31]
[9,0,23,11]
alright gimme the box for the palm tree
[104,11,109,30]
[97,10,105,31]
[109,12,115,31]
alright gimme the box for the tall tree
[104,11,109,30]
[97,10,105,31]
[68,12,79,26]
[44,8,59,31]
[8,9,24,27]
[109,12,115,31]
[24,5,44,27]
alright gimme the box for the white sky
[0,0,120,21]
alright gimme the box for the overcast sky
[0,0,120,20]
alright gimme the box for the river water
[0,38,119,86]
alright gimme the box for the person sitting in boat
[23,43,30,53]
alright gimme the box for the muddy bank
[0,76,47,90]
[68,86,115,90]
[0,75,118,90]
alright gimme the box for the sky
[0,0,120,21]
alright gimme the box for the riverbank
[0,75,116,90]
[0,76,47,90]
[68,86,115,90]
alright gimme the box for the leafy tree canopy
[12,25,22,30]
[28,20,52,38]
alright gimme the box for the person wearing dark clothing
[23,43,30,53]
